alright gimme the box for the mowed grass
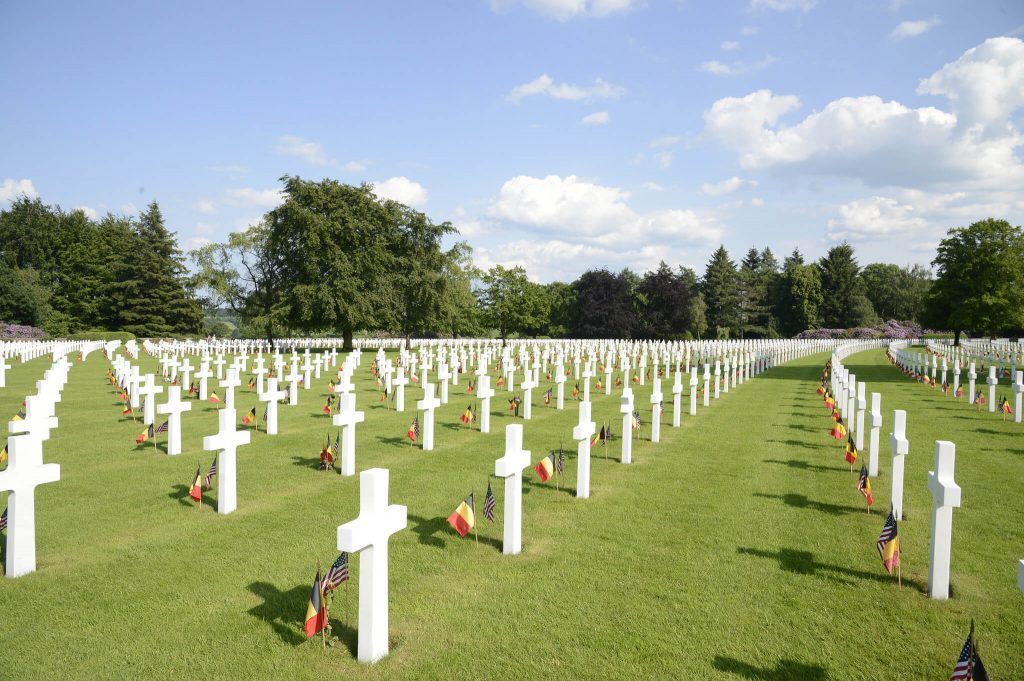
[0,347,1021,680]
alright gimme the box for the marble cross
[195,363,213,401]
[0,355,10,388]
[986,366,998,413]
[649,378,663,443]
[494,424,530,555]
[477,375,494,434]
[520,373,537,420]
[689,368,698,416]
[157,385,192,455]
[0,434,60,578]
[554,364,566,410]
[9,395,58,443]
[620,392,634,465]
[138,374,164,426]
[573,400,595,499]
[889,409,909,520]
[202,408,250,515]
[437,362,450,405]
[336,468,407,663]
[393,368,409,412]
[927,440,961,600]
[671,371,683,428]
[285,362,301,406]
[868,392,881,477]
[332,392,365,476]
[219,368,241,410]
[1013,370,1023,423]
[260,378,287,435]
[415,383,441,451]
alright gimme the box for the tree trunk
[954,329,961,346]
[343,327,354,352]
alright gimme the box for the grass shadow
[167,483,195,507]
[291,455,325,470]
[752,492,862,517]
[712,655,828,680]
[762,459,846,473]
[323,603,359,658]
[523,476,575,497]
[737,546,922,590]
[407,513,450,549]
[767,439,819,451]
[376,435,411,448]
[246,581,311,646]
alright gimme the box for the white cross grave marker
[620,391,634,465]
[494,424,530,555]
[336,468,407,664]
[139,374,163,426]
[477,375,494,434]
[521,373,537,420]
[415,383,441,451]
[927,440,961,600]
[195,363,213,401]
[393,368,409,412]
[202,408,250,515]
[650,378,663,443]
[219,368,241,411]
[0,434,60,578]
[1013,371,1023,423]
[986,366,998,412]
[260,378,286,436]
[156,385,192,455]
[672,371,683,428]
[868,393,881,477]
[573,400,595,499]
[332,393,365,476]
[890,409,909,520]
[285,363,301,406]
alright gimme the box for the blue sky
[2,0,1023,282]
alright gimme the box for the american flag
[262,405,269,423]
[632,410,642,430]
[483,481,496,522]
[556,445,565,474]
[204,456,217,488]
[156,420,169,434]
[332,432,340,459]
[876,509,900,573]
[0,505,6,531]
[324,552,349,589]
[950,625,974,680]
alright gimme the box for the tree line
[1,178,1021,345]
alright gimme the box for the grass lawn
[0,346,1021,680]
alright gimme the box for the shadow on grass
[376,435,412,448]
[752,493,861,516]
[762,459,846,473]
[247,581,311,646]
[167,483,197,507]
[767,439,819,451]
[524,476,575,497]
[407,513,450,549]
[291,455,326,470]
[323,602,359,658]
[712,655,828,680]
[737,547,921,590]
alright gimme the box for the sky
[2,0,1023,283]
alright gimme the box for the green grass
[0,348,1021,680]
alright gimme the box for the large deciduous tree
[637,261,704,339]
[477,265,549,340]
[774,249,823,337]
[861,263,932,322]
[571,269,637,338]
[924,218,1024,343]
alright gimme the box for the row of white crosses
[1,356,69,578]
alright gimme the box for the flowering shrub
[796,320,929,340]
[0,323,46,340]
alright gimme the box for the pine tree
[818,243,873,328]
[702,246,741,338]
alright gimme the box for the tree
[737,247,779,338]
[818,243,874,328]
[544,281,577,337]
[191,221,288,341]
[924,218,1024,343]
[702,246,741,338]
[0,263,43,325]
[571,269,637,338]
[775,253,823,337]
[637,261,703,339]
[477,265,548,340]
[266,177,399,350]
[862,263,932,322]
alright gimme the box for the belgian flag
[121,401,133,416]
[136,424,154,444]
[189,468,203,502]
[844,435,858,464]
[242,407,256,426]
[591,425,604,447]
[535,455,554,482]
[208,391,221,404]
[460,405,473,425]
[446,494,475,538]
[304,571,327,638]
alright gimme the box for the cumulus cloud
[488,174,723,246]
[0,178,38,202]
[490,0,638,21]
[890,17,941,40]
[749,0,816,11]
[641,181,664,191]
[371,176,429,207]
[581,111,610,125]
[342,160,372,172]
[74,205,99,220]
[506,74,626,103]
[223,188,285,208]
[701,177,759,196]
[649,135,682,148]
[698,55,777,77]
[273,135,330,165]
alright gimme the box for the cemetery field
[1,348,1022,680]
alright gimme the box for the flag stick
[346,578,350,628]
[897,561,902,589]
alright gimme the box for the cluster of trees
[0,198,201,336]
[477,244,933,340]
[2,177,1021,346]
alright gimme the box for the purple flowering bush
[0,323,46,340]
[796,320,928,340]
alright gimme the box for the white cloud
[698,55,777,77]
[649,135,682,148]
[0,178,38,202]
[195,199,216,214]
[916,36,1024,133]
[506,74,625,103]
[740,26,759,35]
[371,176,429,207]
[223,188,285,208]
[490,0,638,21]
[183,236,212,250]
[342,160,372,172]
[701,176,759,196]
[721,41,740,51]
[749,0,816,11]
[827,196,927,238]
[890,16,941,40]
[73,205,99,220]
[581,111,610,125]
[453,219,487,238]
[641,181,664,191]
[750,197,766,207]
[654,151,674,168]
[273,135,329,165]
[120,202,138,215]
[488,174,723,246]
